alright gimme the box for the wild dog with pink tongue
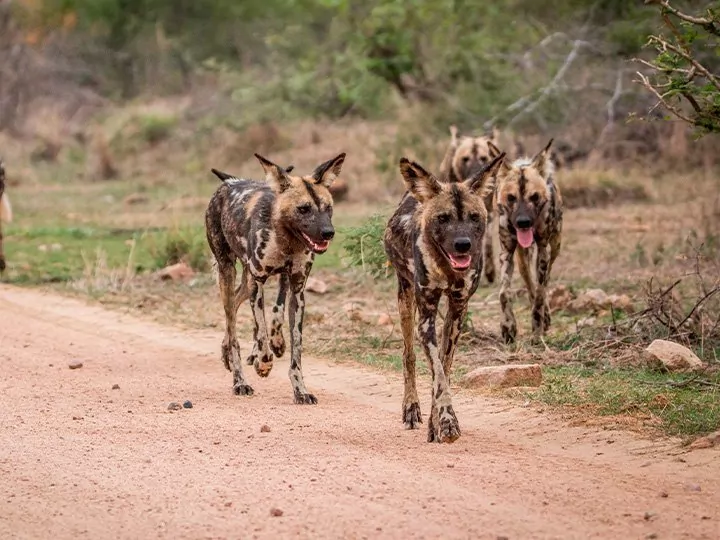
[383,152,505,444]
[488,139,564,345]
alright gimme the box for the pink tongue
[449,254,471,269]
[517,228,534,248]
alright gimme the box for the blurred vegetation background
[0,1,716,142]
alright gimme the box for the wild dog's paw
[233,383,254,396]
[254,354,274,378]
[501,322,517,345]
[403,402,422,430]
[293,389,318,405]
[434,405,461,444]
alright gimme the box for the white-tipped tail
[0,193,11,223]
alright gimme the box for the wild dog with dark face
[205,153,345,403]
[384,152,505,443]
[0,158,12,272]
[488,140,563,344]
[438,126,525,285]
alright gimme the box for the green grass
[530,366,720,437]
[2,224,209,284]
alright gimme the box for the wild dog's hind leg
[218,259,253,395]
[269,273,288,358]
[418,289,460,443]
[287,276,316,404]
[499,240,518,344]
[246,279,274,377]
[397,275,421,429]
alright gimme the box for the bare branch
[635,71,696,125]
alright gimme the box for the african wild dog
[438,125,525,285]
[0,158,12,272]
[384,152,505,443]
[205,152,345,403]
[487,139,563,344]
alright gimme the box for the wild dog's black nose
[454,237,471,253]
[516,216,532,229]
[321,228,335,240]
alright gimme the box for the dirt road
[0,285,718,539]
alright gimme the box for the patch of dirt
[1,285,719,539]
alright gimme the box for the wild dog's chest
[245,227,313,278]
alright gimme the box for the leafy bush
[342,215,391,279]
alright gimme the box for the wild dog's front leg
[287,279,316,404]
[218,261,253,396]
[532,243,552,339]
[498,240,518,344]
[269,274,288,358]
[418,289,460,443]
[440,300,468,376]
[397,276,421,429]
[246,280,274,378]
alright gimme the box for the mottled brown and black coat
[205,153,345,403]
[384,152,504,443]
[488,140,563,344]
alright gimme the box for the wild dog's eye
[469,212,481,223]
[437,213,451,224]
[462,157,470,163]
[529,193,540,204]
[480,156,488,164]
[506,194,517,204]
[297,204,312,214]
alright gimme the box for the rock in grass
[183,400,193,409]
[167,402,182,411]
[463,364,542,388]
[645,340,704,372]
[68,361,83,370]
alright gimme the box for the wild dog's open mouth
[301,232,330,254]
[516,228,535,248]
[447,253,472,270]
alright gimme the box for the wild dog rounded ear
[465,152,506,196]
[487,141,511,171]
[530,138,554,178]
[312,153,346,187]
[254,153,291,192]
[399,157,441,203]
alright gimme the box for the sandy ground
[1,285,719,540]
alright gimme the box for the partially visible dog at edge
[384,151,505,443]
[488,139,564,345]
[0,158,13,272]
[205,153,346,404]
